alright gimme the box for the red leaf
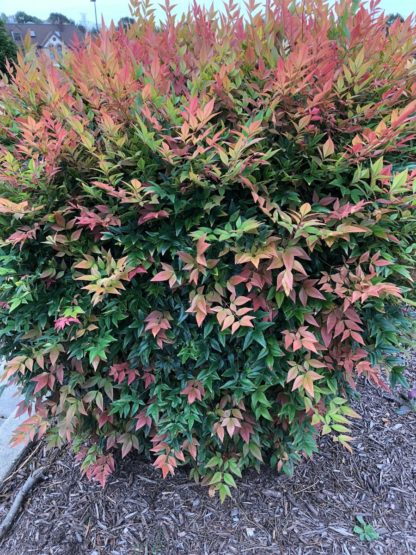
[151,270,173,282]
[138,209,169,225]
[351,331,365,345]
[32,373,50,394]
[127,266,147,280]
[54,316,80,331]
[135,409,152,430]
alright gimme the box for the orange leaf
[222,314,235,330]
[234,296,251,306]
[322,137,334,158]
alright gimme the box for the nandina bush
[0,0,415,498]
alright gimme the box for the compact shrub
[0,0,415,498]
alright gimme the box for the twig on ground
[0,442,42,488]
[0,467,45,540]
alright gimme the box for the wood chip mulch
[0,359,415,555]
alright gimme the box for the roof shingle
[5,23,85,49]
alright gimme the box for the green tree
[14,11,43,24]
[47,13,75,25]
[118,17,135,29]
[0,20,17,74]
[386,13,404,27]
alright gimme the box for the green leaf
[96,392,104,411]
[331,424,349,433]
[218,483,231,503]
[249,443,263,462]
[208,472,222,485]
[223,472,236,488]
[228,460,242,478]
[391,169,408,194]
[205,455,221,469]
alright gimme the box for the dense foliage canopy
[0,0,415,498]
[0,20,16,74]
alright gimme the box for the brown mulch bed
[0,366,415,555]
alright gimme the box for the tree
[14,11,43,24]
[118,17,135,29]
[47,13,75,25]
[386,13,404,27]
[0,20,17,74]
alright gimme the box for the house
[5,23,85,56]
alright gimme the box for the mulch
[0,360,415,555]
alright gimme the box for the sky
[0,0,414,28]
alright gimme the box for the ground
[0,363,415,555]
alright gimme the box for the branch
[0,467,45,540]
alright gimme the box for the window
[30,30,36,38]
[12,32,22,41]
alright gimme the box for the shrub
[0,0,415,498]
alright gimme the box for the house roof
[5,23,85,49]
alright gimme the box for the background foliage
[0,0,415,498]
[0,20,16,74]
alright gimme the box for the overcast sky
[1,1,414,27]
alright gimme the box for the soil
[0,362,415,555]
